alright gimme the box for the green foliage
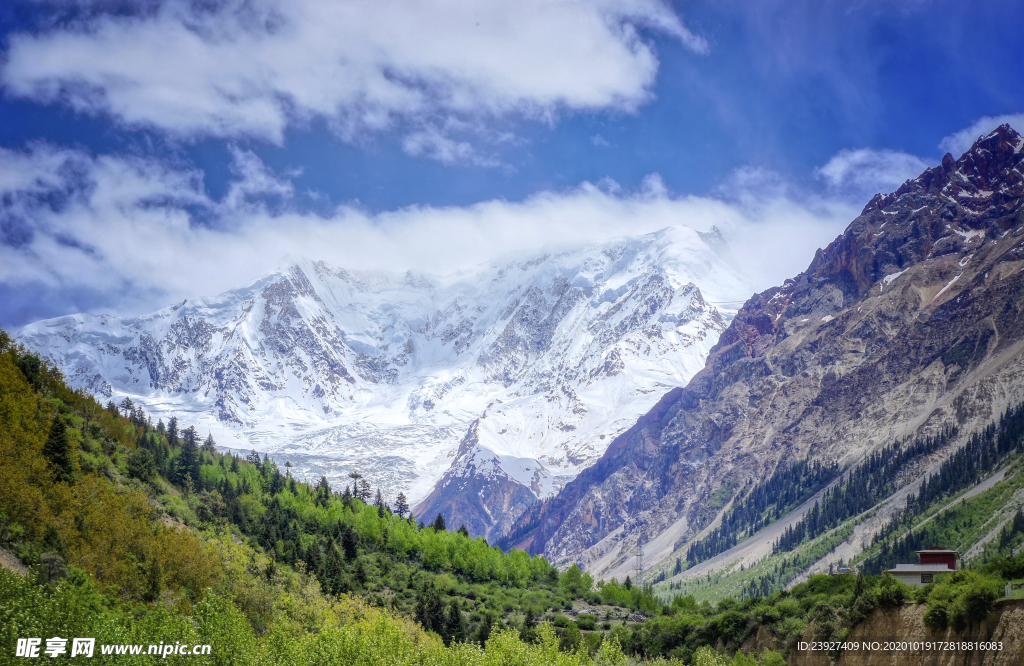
[922,570,1002,631]
[42,417,76,484]
[127,448,157,483]
[876,575,908,608]
[561,564,594,598]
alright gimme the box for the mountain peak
[862,123,1022,216]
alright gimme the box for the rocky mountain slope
[506,124,1024,580]
[18,227,750,537]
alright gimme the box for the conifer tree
[315,476,331,507]
[394,492,409,518]
[475,612,493,647]
[175,425,201,488]
[324,543,345,595]
[342,525,358,560]
[167,416,179,448]
[519,608,538,644]
[445,600,467,646]
[432,513,446,532]
[43,417,75,483]
[305,540,322,577]
[415,581,445,635]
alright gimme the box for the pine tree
[342,525,358,560]
[475,612,493,647]
[432,513,446,532]
[167,416,179,448]
[519,608,538,644]
[394,492,409,518]
[415,581,445,635]
[315,476,331,508]
[324,543,345,595]
[43,417,75,483]
[444,600,467,646]
[306,540,322,577]
[175,425,201,488]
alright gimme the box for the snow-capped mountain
[18,226,750,534]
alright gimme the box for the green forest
[2,327,1024,666]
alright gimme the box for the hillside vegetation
[5,325,1024,666]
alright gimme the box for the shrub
[552,613,573,628]
[876,576,907,607]
[923,601,948,630]
[924,570,1001,631]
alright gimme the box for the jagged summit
[19,226,751,532]
[863,123,1023,216]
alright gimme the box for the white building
[887,548,960,587]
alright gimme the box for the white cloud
[0,146,857,324]
[401,126,500,167]
[815,148,930,197]
[3,0,706,154]
[939,113,1024,157]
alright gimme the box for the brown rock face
[414,420,539,538]
[505,125,1024,577]
[790,600,1024,666]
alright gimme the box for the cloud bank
[3,0,706,154]
[0,143,865,327]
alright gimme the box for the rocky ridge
[506,125,1024,580]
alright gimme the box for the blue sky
[1,0,1022,328]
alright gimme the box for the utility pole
[633,541,645,588]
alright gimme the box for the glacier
[18,226,750,526]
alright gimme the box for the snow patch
[882,269,908,287]
[932,273,962,303]
[953,228,984,242]
[821,315,835,323]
